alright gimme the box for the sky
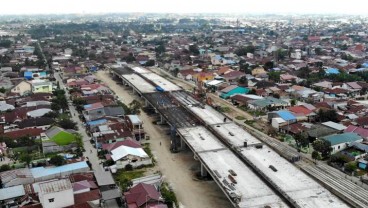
[0,0,366,15]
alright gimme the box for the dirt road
[96,71,232,208]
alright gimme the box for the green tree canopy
[49,155,66,166]
[312,139,332,158]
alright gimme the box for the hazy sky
[0,0,366,15]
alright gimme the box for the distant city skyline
[0,0,366,15]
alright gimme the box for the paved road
[54,72,118,208]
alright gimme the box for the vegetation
[57,117,78,130]
[51,131,76,146]
[129,99,143,115]
[49,155,66,166]
[0,164,11,172]
[317,109,338,122]
[234,45,255,56]
[160,183,178,208]
[51,89,68,112]
[19,153,33,167]
[344,161,358,173]
[312,151,320,161]
[114,169,145,191]
[312,139,332,159]
[235,116,246,120]
[294,134,309,148]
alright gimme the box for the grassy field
[52,131,76,145]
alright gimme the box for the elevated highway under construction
[108,64,367,208]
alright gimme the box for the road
[54,72,118,208]
[96,71,232,208]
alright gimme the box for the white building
[38,179,74,208]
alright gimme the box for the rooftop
[0,185,25,201]
[322,132,363,146]
[31,161,89,179]
[39,178,72,194]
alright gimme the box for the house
[0,185,26,205]
[27,108,52,118]
[251,67,266,76]
[110,145,151,169]
[11,80,32,96]
[0,101,15,112]
[177,69,196,81]
[230,94,263,106]
[193,72,214,83]
[31,81,54,93]
[18,117,54,130]
[83,102,105,121]
[280,74,298,83]
[248,97,289,111]
[220,85,249,99]
[344,125,368,140]
[222,70,245,83]
[3,128,44,140]
[126,115,144,140]
[102,138,141,152]
[124,183,166,208]
[38,179,75,208]
[325,68,340,75]
[288,106,316,122]
[268,110,297,125]
[320,133,363,154]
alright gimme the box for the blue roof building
[24,71,33,80]
[276,110,296,122]
[31,161,89,181]
[220,85,249,99]
[321,132,363,153]
[325,68,340,75]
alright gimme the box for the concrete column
[201,163,208,177]
[180,137,185,150]
[145,99,148,107]
[160,115,164,124]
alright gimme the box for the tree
[318,109,338,122]
[344,161,358,173]
[49,155,65,166]
[19,153,32,167]
[57,118,78,130]
[161,184,178,208]
[74,133,84,148]
[312,151,319,161]
[189,44,200,55]
[273,93,280,99]
[0,164,11,172]
[144,60,155,67]
[264,61,274,70]
[268,71,281,82]
[312,139,332,158]
[155,44,166,55]
[0,87,6,93]
[294,134,309,148]
[290,99,297,106]
[129,99,142,115]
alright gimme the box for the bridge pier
[180,137,186,150]
[201,163,208,177]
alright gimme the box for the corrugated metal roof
[276,110,296,121]
[322,121,346,131]
[322,133,363,146]
[128,115,142,125]
[31,161,89,179]
[39,179,72,194]
[0,185,25,200]
[111,146,148,161]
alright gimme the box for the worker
[160,142,162,146]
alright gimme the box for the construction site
[109,64,368,208]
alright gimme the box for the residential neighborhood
[1,8,368,208]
